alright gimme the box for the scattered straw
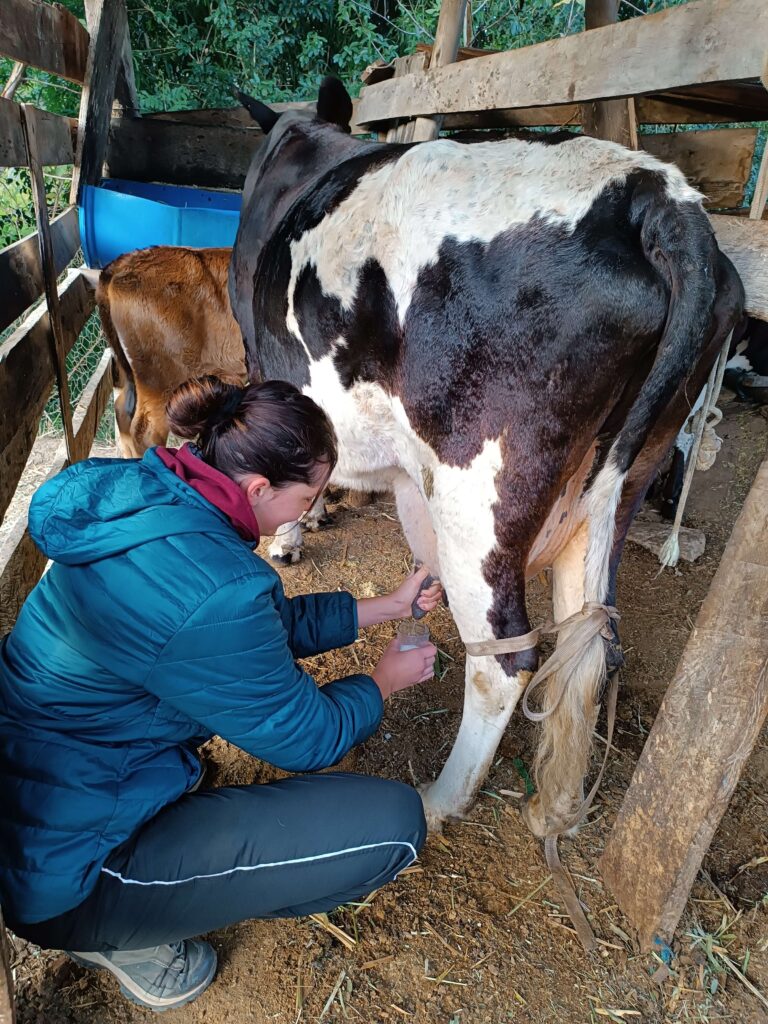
[319,970,347,1021]
[507,874,552,917]
[309,913,356,951]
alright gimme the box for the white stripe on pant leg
[101,840,418,887]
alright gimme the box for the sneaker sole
[69,949,217,1011]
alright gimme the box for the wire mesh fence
[40,307,116,445]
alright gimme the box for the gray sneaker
[69,939,217,1011]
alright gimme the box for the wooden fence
[0,2,137,1008]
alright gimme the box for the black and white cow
[229,78,744,837]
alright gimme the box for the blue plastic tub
[79,179,242,269]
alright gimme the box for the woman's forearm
[356,596,397,629]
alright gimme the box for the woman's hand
[372,638,437,700]
[357,566,443,628]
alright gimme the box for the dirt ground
[8,397,768,1024]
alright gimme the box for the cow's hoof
[307,512,334,532]
[418,782,472,834]
[270,549,301,566]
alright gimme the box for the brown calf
[85,246,245,457]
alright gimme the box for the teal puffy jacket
[0,451,383,924]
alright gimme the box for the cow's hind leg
[521,522,608,837]
[521,462,625,838]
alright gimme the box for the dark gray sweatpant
[12,773,426,953]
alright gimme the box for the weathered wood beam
[356,0,768,127]
[106,118,263,189]
[0,269,94,525]
[21,102,76,462]
[0,0,89,84]
[411,0,468,142]
[82,0,138,119]
[641,128,757,210]
[600,450,768,949]
[0,350,113,635]
[0,205,80,334]
[710,215,768,321]
[0,96,73,167]
[581,0,637,148]
[750,142,768,220]
[70,0,129,203]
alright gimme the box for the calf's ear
[237,91,280,134]
[316,76,353,132]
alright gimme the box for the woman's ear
[242,475,271,505]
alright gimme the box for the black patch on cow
[293,259,402,387]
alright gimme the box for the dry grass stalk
[318,969,347,1021]
[360,954,394,971]
[507,874,552,917]
[309,913,357,951]
[424,919,461,958]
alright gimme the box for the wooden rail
[0,269,95,524]
[0,206,80,335]
[0,349,113,635]
[0,0,89,84]
[0,97,74,167]
[356,0,768,127]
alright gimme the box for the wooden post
[749,142,768,220]
[581,0,638,148]
[410,0,467,143]
[83,0,139,118]
[70,0,130,204]
[21,104,76,464]
[600,450,768,949]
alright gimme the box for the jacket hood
[28,450,241,565]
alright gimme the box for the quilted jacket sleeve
[280,591,359,658]
[143,575,383,772]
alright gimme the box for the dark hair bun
[166,375,244,440]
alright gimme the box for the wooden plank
[0,205,80,334]
[0,97,73,167]
[411,0,468,142]
[106,118,264,189]
[641,128,757,209]
[710,215,768,321]
[82,0,138,120]
[21,102,76,460]
[581,0,637,148]
[750,143,768,220]
[600,452,768,950]
[0,907,13,1024]
[356,0,768,127]
[0,350,112,635]
[0,0,89,84]
[70,0,129,203]
[385,54,430,144]
[0,269,94,525]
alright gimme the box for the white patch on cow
[727,353,752,373]
[285,135,701,325]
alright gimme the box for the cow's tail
[533,175,743,832]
